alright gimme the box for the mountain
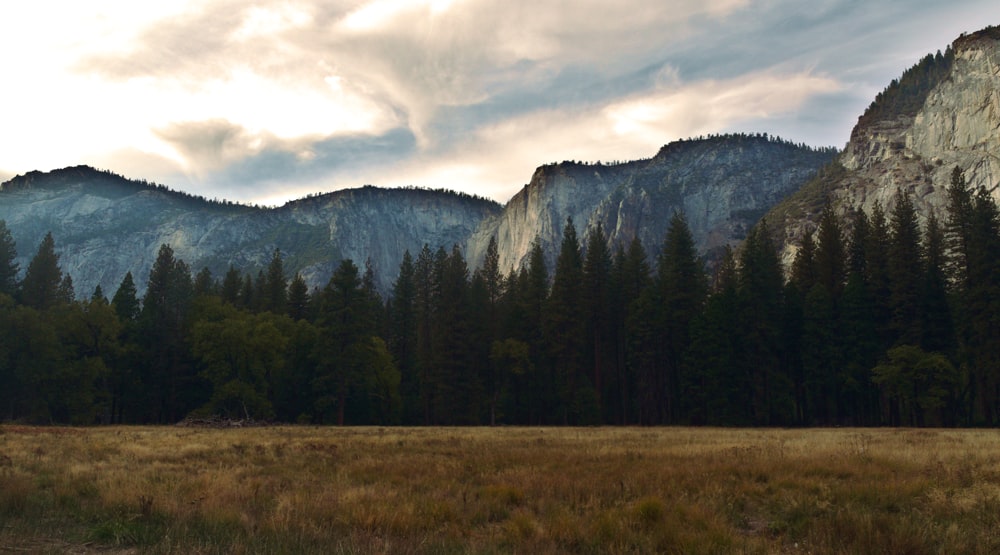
[466,135,836,273]
[767,25,1000,264]
[0,167,499,295]
[0,134,834,297]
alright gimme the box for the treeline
[0,167,998,426]
[857,47,954,130]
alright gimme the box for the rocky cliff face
[770,26,1000,265]
[0,167,500,296]
[1,135,833,298]
[467,136,836,273]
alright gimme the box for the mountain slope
[767,25,1000,264]
[0,167,500,295]
[467,135,837,273]
[1,135,835,297]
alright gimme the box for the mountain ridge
[0,133,833,296]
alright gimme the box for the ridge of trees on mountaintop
[0,167,998,427]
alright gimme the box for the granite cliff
[768,25,1000,264]
[0,167,499,295]
[466,135,836,273]
[0,133,833,298]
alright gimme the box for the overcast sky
[0,1,996,205]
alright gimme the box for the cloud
[2,0,999,205]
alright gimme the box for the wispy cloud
[0,0,997,203]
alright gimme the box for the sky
[0,1,997,206]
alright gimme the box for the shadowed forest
[0,168,997,427]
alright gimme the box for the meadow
[2,425,1000,554]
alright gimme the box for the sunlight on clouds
[341,0,458,31]
[605,73,842,145]
[232,4,312,40]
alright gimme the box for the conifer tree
[286,273,310,321]
[315,259,374,425]
[194,267,215,296]
[658,213,707,422]
[920,212,954,355]
[262,249,287,314]
[545,217,586,424]
[111,272,140,322]
[389,251,419,423]
[582,222,612,416]
[0,220,18,298]
[738,220,792,424]
[220,265,242,306]
[139,244,196,423]
[614,236,651,425]
[888,190,923,347]
[20,232,63,310]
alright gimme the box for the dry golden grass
[2,425,1000,553]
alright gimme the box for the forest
[0,167,997,427]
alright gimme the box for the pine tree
[220,265,242,306]
[389,251,419,423]
[286,273,310,321]
[193,267,215,296]
[315,259,374,425]
[139,244,196,423]
[431,246,479,424]
[111,272,140,322]
[815,204,846,299]
[0,220,18,298]
[582,222,612,418]
[476,236,506,425]
[265,249,288,313]
[658,213,707,423]
[413,244,435,424]
[920,212,954,354]
[738,220,792,425]
[614,237,651,425]
[688,246,745,424]
[887,190,923,347]
[20,232,64,310]
[545,217,586,424]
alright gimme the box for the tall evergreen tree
[139,244,197,423]
[20,232,63,310]
[738,220,792,424]
[0,220,18,298]
[545,217,587,424]
[262,249,287,314]
[431,246,479,424]
[413,244,436,424]
[286,273,310,321]
[658,213,707,423]
[220,265,242,306]
[887,190,923,347]
[111,272,140,322]
[582,222,613,417]
[315,259,374,425]
[476,236,506,424]
[389,251,420,423]
[920,212,954,354]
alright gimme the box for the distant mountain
[466,135,836,274]
[766,25,1000,264]
[0,167,499,295]
[0,134,835,297]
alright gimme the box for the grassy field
[2,426,1000,554]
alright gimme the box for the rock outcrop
[467,135,836,274]
[769,25,1000,265]
[0,135,834,297]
